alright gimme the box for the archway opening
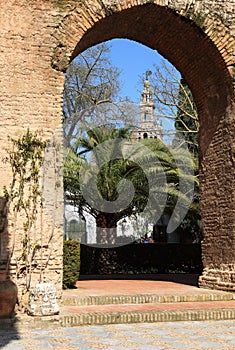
[62,3,234,286]
[63,38,201,247]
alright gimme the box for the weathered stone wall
[0,0,65,300]
[199,104,235,291]
[0,0,234,302]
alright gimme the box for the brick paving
[0,320,235,349]
[0,273,234,349]
[61,274,235,316]
[63,274,234,301]
[63,300,235,314]
[13,274,235,328]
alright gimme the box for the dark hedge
[63,240,80,289]
[80,243,203,275]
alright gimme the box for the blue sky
[71,38,177,139]
[107,38,162,103]
[106,38,176,138]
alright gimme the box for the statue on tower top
[145,70,152,80]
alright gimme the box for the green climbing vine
[3,129,48,292]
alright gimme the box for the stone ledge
[5,308,235,331]
[58,308,235,327]
[61,292,235,306]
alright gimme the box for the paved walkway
[1,273,234,349]
[1,320,235,349]
[10,274,235,328]
[65,273,234,300]
[60,274,235,322]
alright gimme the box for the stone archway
[0,1,234,297]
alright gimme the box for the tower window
[144,112,149,121]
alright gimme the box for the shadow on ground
[78,273,200,287]
[0,318,20,349]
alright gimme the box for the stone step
[13,300,235,329]
[61,291,235,306]
[4,275,235,330]
[60,307,235,327]
[3,292,234,330]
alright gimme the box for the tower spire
[132,71,163,142]
[139,71,155,137]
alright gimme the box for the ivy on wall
[3,129,48,301]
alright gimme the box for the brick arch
[54,2,235,291]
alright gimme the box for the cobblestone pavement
[0,320,234,350]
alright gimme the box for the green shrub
[63,240,80,289]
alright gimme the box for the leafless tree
[145,59,199,150]
[63,43,138,147]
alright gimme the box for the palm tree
[64,126,198,245]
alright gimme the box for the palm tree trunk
[95,213,119,274]
[96,213,118,245]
